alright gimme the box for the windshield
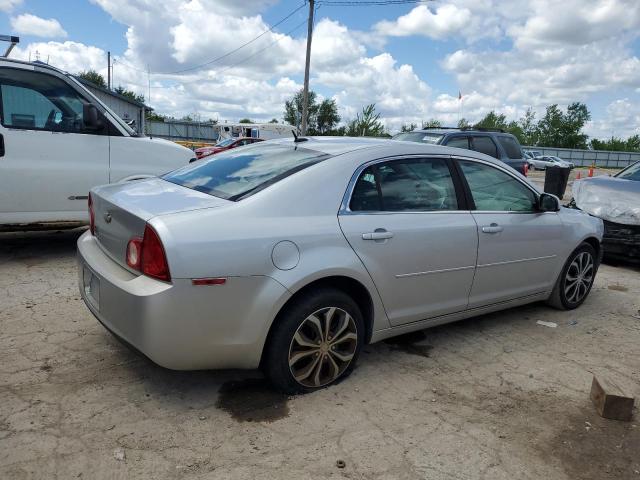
[393,132,443,144]
[216,138,236,147]
[615,161,640,181]
[163,143,330,200]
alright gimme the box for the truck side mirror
[538,193,560,212]
[83,104,103,131]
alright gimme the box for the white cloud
[585,99,640,140]
[10,14,68,38]
[375,4,472,40]
[0,0,22,12]
[13,41,106,75]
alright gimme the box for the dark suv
[392,128,528,175]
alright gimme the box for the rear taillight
[88,193,95,235]
[126,224,171,282]
[141,225,171,282]
[523,163,528,176]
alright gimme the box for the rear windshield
[497,136,524,159]
[163,143,329,200]
[216,138,235,147]
[393,132,443,144]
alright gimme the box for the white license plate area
[83,265,100,310]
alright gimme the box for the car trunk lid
[90,178,230,270]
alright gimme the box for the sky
[1,0,639,138]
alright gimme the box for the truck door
[0,65,108,224]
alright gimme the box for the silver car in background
[529,155,575,170]
[77,137,603,393]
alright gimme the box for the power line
[317,0,428,5]
[158,2,306,75]
[151,17,308,89]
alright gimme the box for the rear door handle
[481,223,503,234]
[362,230,394,240]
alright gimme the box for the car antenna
[292,129,308,143]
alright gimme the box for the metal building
[76,78,150,134]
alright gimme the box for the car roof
[408,128,514,136]
[263,136,509,169]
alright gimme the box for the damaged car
[572,161,640,263]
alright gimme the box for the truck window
[471,136,498,158]
[497,136,524,159]
[0,68,103,135]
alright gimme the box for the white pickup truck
[0,58,194,230]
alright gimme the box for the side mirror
[538,193,560,212]
[83,104,103,131]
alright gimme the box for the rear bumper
[77,231,290,370]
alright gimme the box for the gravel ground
[1,228,639,480]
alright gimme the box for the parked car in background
[525,150,543,159]
[78,137,603,394]
[392,128,528,175]
[194,137,264,160]
[572,160,640,263]
[0,57,194,229]
[529,155,574,170]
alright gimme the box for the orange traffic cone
[576,171,581,180]
[588,166,594,177]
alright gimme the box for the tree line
[404,103,639,152]
[77,70,145,104]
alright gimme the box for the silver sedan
[78,137,604,393]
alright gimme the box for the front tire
[263,288,364,394]
[547,243,598,310]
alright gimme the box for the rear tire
[263,288,364,394]
[547,242,598,310]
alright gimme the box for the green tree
[422,119,442,128]
[474,111,508,130]
[590,134,640,152]
[400,122,418,132]
[457,118,471,129]
[78,70,106,89]
[536,102,590,148]
[146,112,167,122]
[269,118,279,123]
[114,85,145,104]
[284,89,319,132]
[239,118,253,123]
[316,99,341,134]
[517,108,538,146]
[346,104,386,137]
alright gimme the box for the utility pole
[147,65,151,105]
[107,51,111,89]
[300,0,314,136]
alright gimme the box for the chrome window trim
[338,153,464,215]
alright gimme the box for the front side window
[350,158,459,212]
[0,68,96,134]
[615,161,640,181]
[471,136,498,158]
[164,143,329,200]
[497,136,523,159]
[459,160,537,212]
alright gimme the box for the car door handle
[481,223,503,234]
[362,230,394,240]
[0,133,4,157]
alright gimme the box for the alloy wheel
[288,307,358,388]
[564,251,594,304]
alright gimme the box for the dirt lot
[1,228,639,480]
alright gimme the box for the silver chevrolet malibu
[78,137,604,393]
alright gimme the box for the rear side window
[497,136,523,159]
[459,161,536,212]
[445,136,470,150]
[350,158,459,212]
[471,136,498,158]
[0,68,99,134]
[163,143,329,200]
